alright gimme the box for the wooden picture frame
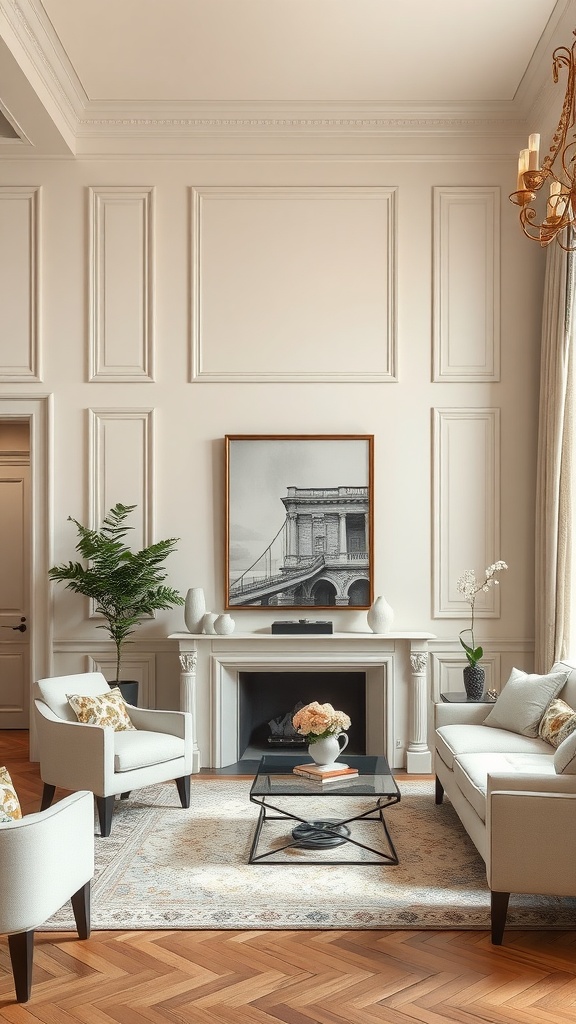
[225,434,374,610]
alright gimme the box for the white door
[0,463,30,728]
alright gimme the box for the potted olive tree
[49,502,184,703]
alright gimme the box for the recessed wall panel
[433,187,500,382]
[88,409,154,553]
[191,186,397,382]
[89,187,154,382]
[433,408,501,617]
[0,186,40,381]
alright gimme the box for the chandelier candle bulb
[517,148,529,191]
[528,133,540,169]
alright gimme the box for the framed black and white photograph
[225,435,374,610]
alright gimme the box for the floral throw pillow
[538,697,576,748]
[0,766,22,820]
[67,687,136,731]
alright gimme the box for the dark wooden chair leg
[490,890,510,945]
[120,792,131,800]
[175,774,191,808]
[40,783,56,811]
[71,881,91,939]
[7,930,34,1003]
[96,795,115,837]
[435,776,444,804]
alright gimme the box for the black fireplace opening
[238,671,367,759]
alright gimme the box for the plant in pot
[456,560,508,701]
[48,502,185,704]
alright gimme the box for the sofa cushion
[113,731,186,772]
[538,697,576,748]
[482,667,568,737]
[453,752,556,822]
[436,723,551,771]
[554,730,576,774]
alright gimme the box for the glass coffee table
[248,754,401,865]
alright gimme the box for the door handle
[0,617,27,633]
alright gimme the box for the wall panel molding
[89,186,155,382]
[88,407,154,557]
[190,185,397,383]
[433,186,500,382]
[432,407,501,618]
[0,186,41,381]
[87,652,156,708]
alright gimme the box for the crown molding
[0,0,84,131]
[75,101,527,140]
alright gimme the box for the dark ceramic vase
[463,666,485,701]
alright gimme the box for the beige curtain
[535,239,575,672]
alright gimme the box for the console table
[168,630,435,774]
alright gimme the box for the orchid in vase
[456,560,508,669]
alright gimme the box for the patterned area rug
[44,778,576,931]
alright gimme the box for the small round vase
[184,588,206,633]
[308,732,349,768]
[202,612,218,634]
[214,613,235,635]
[367,595,394,634]
[463,665,485,701]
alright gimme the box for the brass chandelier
[510,28,576,250]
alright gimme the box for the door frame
[0,395,52,753]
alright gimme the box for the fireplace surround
[169,631,434,773]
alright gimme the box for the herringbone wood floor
[1,730,576,1022]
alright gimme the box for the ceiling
[0,0,572,155]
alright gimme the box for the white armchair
[34,672,193,837]
[0,790,94,1002]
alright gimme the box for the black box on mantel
[271,620,333,635]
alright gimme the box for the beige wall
[0,152,546,732]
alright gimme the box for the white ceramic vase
[202,612,218,634]
[214,613,235,635]
[367,595,395,634]
[308,732,349,768]
[184,587,206,633]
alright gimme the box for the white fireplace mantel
[168,630,435,774]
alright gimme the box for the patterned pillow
[66,687,136,731]
[538,697,576,748]
[0,766,22,820]
[555,730,576,774]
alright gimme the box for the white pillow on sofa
[554,730,576,774]
[482,667,568,737]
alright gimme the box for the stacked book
[292,762,359,784]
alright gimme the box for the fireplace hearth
[238,671,366,759]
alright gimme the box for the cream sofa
[434,659,576,943]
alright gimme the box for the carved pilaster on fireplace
[179,651,200,773]
[407,647,432,773]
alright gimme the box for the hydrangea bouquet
[456,560,508,668]
[292,701,351,742]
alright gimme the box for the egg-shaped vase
[202,612,218,634]
[184,588,206,633]
[367,595,395,634]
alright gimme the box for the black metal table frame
[248,791,400,865]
